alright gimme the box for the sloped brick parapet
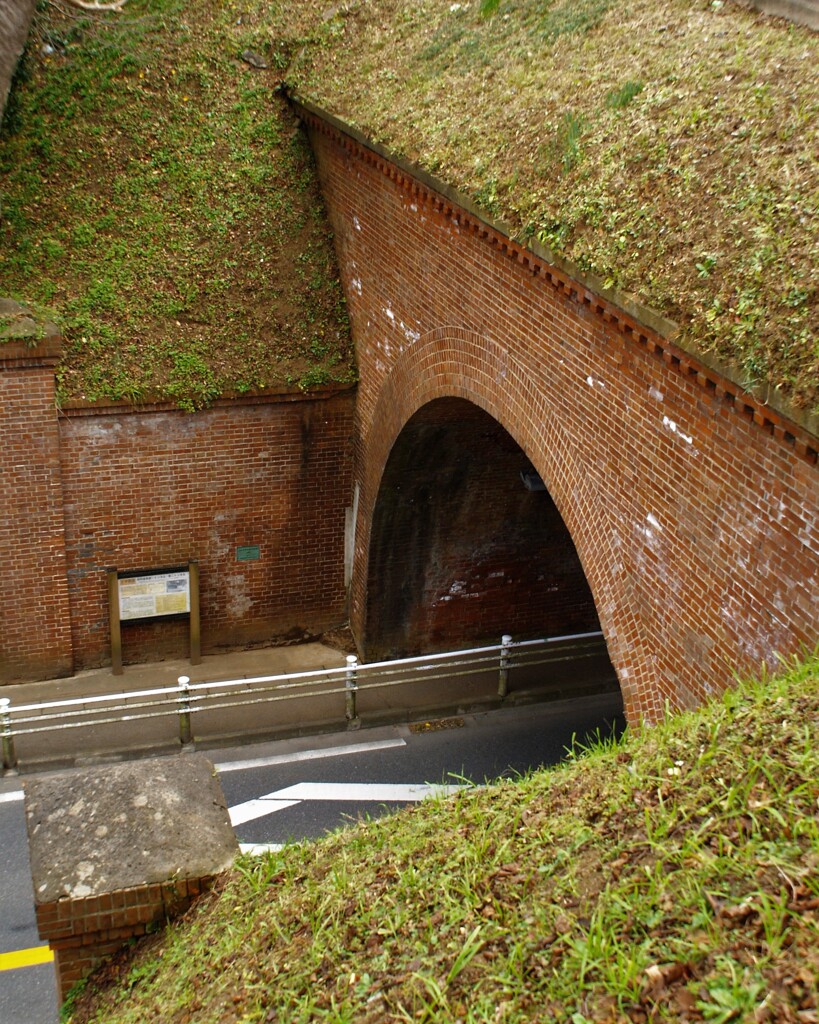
[23,754,238,1002]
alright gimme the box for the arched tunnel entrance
[364,399,616,697]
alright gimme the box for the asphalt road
[0,692,624,1024]
[0,792,59,1024]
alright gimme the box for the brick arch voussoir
[356,326,645,717]
[363,328,568,518]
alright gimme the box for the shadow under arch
[365,396,604,661]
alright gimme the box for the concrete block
[22,754,238,1000]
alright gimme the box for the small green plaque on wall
[236,545,261,562]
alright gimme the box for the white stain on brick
[385,307,395,322]
[438,580,480,603]
[353,216,362,232]
[662,415,695,447]
[648,386,664,402]
[638,522,655,543]
[350,277,362,296]
[586,375,606,388]
[636,512,664,556]
[401,322,420,344]
[797,511,817,554]
[226,575,253,618]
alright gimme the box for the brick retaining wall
[3,103,818,724]
[58,391,355,671]
[0,366,354,682]
[37,875,216,1001]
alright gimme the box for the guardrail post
[498,634,513,699]
[177,676,194,750]
[345,655,359,726]
[1,698,18,776]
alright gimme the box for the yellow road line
[0,945,53,971]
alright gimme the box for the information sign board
[118,569,190,621]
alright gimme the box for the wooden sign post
[108,562,201,674]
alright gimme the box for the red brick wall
[0,340,73,682]
[59,391,354,670]
[36,875,215,1001]
[303,111,819,725]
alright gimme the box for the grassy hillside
[269,0,818,417]
[2,0,816,416]
[66,653,819,1023]
[0,0,355,409]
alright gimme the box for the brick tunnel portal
[364,398,610,674]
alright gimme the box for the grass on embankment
[0,0,354,409]
[66,653,819,1023]
[268,0,819,417]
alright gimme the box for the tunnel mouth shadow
[363,397,621,713]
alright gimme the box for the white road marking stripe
[215,737,406,774]
[229,798,301,827]
[239,843,284,856]
[228,781,467,827]
[0,791,23,804]
[261,782,466,803]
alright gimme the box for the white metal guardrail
[0,631,606,774]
